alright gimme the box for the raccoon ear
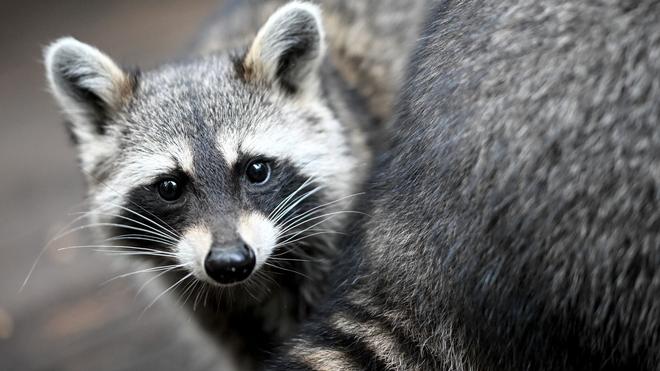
[243,2,325,94]
[44,37,134,142]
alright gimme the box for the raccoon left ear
[242,2,325,94]
[45,37,135,141]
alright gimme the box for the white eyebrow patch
[216,132,240,168]
[109,140,194,187]
[171,140,195,175]
[92,139,195,216]
[93,151,177,211]
[117,153,176,184]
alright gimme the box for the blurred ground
[0,1,234,370]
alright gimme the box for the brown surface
[0,1,234,370]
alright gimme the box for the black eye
[246,160,271,184]
[158,179,183,201]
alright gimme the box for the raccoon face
[45,3,364,288]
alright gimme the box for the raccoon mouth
[203,241,256,285]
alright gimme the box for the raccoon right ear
[44,37,135,143]
[242,2,325,95]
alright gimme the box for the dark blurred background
[0,1,238,370]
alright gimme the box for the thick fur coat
[268,0,660,369]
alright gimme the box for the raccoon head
[45,3,365,291]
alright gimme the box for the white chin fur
[175,212,278,285]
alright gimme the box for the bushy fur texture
[44,3,374,369]
[268,0,660,369]
[194,0,432,123]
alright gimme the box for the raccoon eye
[158,179,183,201]
[245,160,271,184]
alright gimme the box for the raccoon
[44,2,372,367]
[268,0,660,370]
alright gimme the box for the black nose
[204,242,256,284]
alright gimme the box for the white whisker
[272,186,323,224]
[58,244,174,254]
[272,230,340,251]
[278,229,344,239]
[93,250,177,258]
[277,211,363,238]
[101,264,186,286]
[102,202,182,239]
[268,177,314,219]
[104,234,175,246]
[276,192,364,232]
[20,207,96,292]
[136,265,182,296]
[263,261,311,280]
[141,272,193,317]
[70,210,179,242]
[179,279,199,308]
[49,222,178,245]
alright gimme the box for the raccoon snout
[204,241,256,285]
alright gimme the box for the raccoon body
[269,0,660,370]
[194,0,432,123]
[45,3,373,367]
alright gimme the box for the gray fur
[44,3,374,369]
[269,0,660,370]
[194,0,432,122]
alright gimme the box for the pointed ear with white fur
[45,37,135,145]
[242,2,325,94]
